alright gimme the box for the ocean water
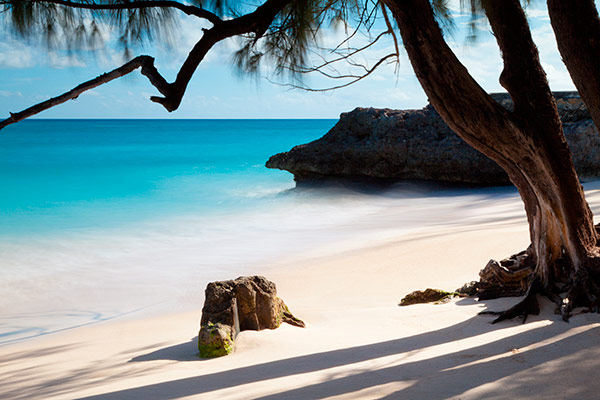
[0,119,526,345]
[0,119,336,235]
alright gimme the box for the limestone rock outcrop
[267,92,600,185]
[198,276,304,358]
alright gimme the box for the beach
[2,0,600,396]
[3,180,600,399]
[3,120,600,399]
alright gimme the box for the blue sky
[0,1,578,119]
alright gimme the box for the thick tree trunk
[382,0,599,321]
[547,0,600,132]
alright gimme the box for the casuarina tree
[384,0,600,322]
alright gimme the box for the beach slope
[3,186,600,399]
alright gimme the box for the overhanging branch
[269,52,398,92]
[1,0,291,129]
[2,0,223,24]
[0,55,164,130]
[147,0,291,111]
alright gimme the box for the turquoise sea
[0,119,336,235]
[0,119,524,345]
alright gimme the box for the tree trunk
[547,0,600,132]
[382,0,600,321]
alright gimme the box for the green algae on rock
[198,322,235,358]
[198,276,305,358]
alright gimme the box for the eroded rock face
[198,276,304,357]
[267,92,600,185]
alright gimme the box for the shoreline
[0,181,526,346]
[3,183,600,398]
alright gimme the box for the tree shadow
[129,337,201,363]
[77,309,600,400]
[0,342,164,400]
[254,320,600,399]
[0,344,77,363]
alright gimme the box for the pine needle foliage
[1,0,178,55]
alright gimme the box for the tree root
[476,250,535,300]
[479,280,541,324]
[558,270,600,321]
[476,253,600,323]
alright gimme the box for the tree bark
[153,0,290,111]
[547,1,600,135]
[383,0,599,321]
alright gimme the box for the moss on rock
[198,322,235,358]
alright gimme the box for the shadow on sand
[130,337,200,363]
[79,306,600,400]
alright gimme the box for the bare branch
[151,0,291,111]
[1,0,292,128]
[1,0,396,128]
[0,55,160,130]
[331,3,371,53]
[269,53,397,92]
[3,0,223,24]
[302,29,392,73]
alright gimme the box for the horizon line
[22,117,339,121]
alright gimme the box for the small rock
[198,276,304,358]
[399,288,458,306]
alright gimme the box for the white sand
[3,185,600,399]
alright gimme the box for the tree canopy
[1,0,473,127]
[1,0,403,127]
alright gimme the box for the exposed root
[558,270,600,321]
[476,250,535,300]
[542,288,563,309]
[474,251,600,323]
[479,280,541,324]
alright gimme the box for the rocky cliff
[266,92,600,186]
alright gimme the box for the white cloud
[445,0,473,17]
[47,52,86,69]
[0,90,22,97]
[0,40,34,68]
[542,62,575,90]
[524,8,550,21]
[0,30,89,69]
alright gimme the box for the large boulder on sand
[198,276,304,358]
[266,92,600,185]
